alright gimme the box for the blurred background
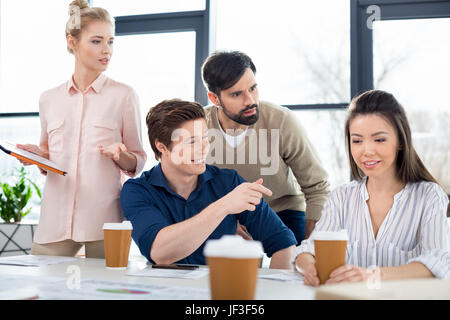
[1,1,449,249]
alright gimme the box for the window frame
[1,0,449,203]
[0,0,212,116]
[114,7,211,106]
[350,0,450,97]
[1,0,449,113]
[350,0,450,205]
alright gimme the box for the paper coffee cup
[204,235,264,300]
[103,221,133,268]
[313,230,348,284]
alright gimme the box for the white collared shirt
[296,177,449,278]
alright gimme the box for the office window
[106,31,197,171]
[0,117,44,222]
[215,0,350,105]
[373,18,450,193]
[293,110,349,190]
[0,0,72,113]
[92,0,205,16]
[215,0,351,189]
[0,1,71,222]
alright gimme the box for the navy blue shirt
[120,164,296,265]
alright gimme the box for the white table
[2,256,448,300]
[0,256,315,300]
[315,277,450,300]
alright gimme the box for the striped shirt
[295,177,449,278]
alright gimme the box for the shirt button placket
[372,243,377,267]
[184,202,189,219]
[69,92,84,239]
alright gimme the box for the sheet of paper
[258,270,305,283]
[0,255,77,267]
[0,286,40,300]
[38,279,210,300]
[0,274,66,290]
[0,274,66,299]
[126,266,209,279]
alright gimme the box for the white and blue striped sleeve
[295,187,344,257]
[407,185,449,278]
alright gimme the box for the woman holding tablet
[17,0,146,258]
[295,90,449,285]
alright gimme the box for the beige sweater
[205,101,330,221]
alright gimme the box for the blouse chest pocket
[89,119,121,151]
[47,119,64,154]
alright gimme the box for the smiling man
[202,51,330,243]
[120,99,296,267]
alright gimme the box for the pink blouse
[34,74,146,244]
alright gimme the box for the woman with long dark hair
[295,89,449,285]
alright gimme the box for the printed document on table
[126,267,209,279]
[0,274,65,299]
[0,255,77,267]
[38,279,210,300]
[258,270,305,282]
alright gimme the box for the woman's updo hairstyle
[65,0,115,54]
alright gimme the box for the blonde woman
[17,0,146,258]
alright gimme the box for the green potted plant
[0,167,42,223]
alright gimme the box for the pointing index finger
[249,182,272,197]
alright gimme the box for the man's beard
[220,100,259,126]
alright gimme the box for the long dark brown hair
[345,90,437,184]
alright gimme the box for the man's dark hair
[201,51,256,96]
[146,99,205,160]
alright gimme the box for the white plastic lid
[103,221,133,230]
[312,229,348,241]
[203,235,264,258]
